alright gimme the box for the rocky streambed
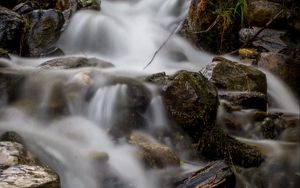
[1,0,300,188]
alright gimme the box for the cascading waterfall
[264,70,299,115]
[88,84,128,128]
[0,0,299,188]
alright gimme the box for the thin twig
[226,9,284,55]
[143,19,185,70]
[192,16,220,34]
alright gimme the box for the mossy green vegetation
[182,0,249,53]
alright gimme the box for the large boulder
[0,6,25,54]
[147,70,219,141]
[201,57,267,95]
[22,9,65,57]
[147,71,263,167]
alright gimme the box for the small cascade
[88,84,128,129]
[264,70,299,114]
[0,109,157,188]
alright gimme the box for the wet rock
[257,51,300,97]
[148,70,219,141]
[77,0,101,11]
[0,165,59,188]
[39,57,114,69]
[247,1,288,28]
[22,9,65,57]
[198,127,263,167]
[144,72,172,86]
[0,142,34,167]
[219,91,267,111]
[238,48,259,59]
[129,132,180,169]
[201,57,267,95]
[0,6,25,54]
[181,0,243,53]
[239,27,287,52]
[106,77,152,113]
[174,161,235,188]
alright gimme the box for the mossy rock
[22,9,65,57]
[0,6,25,54]
[201,57,267,95]
[181,0,244,53]
[147,70,219,141]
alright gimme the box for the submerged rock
[39,57,114,69]
[174,161,235,188]
[201,57,267,95]
[129,132,180,169]
[22,9,65,57]
[0,6,24,54]
[0,165,59,188]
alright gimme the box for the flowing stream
[0,0,299,188]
